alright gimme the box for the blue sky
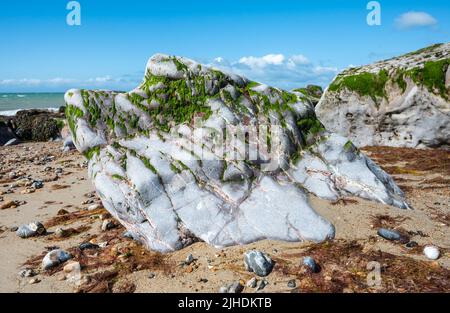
[0,0,448,92]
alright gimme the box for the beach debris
[377,228,402,241]
[42,249,72,270]
[423,246,440,260]
[303,256,320,273]
[16,222,46,238]
[244,250,274,277]
[287,279,296,288]
[246,277,258,288]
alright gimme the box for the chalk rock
[244,250,274,277]
[16,222,46,238]
[65,54,409,252]
[42,249,72,270]
[316,43,450,149]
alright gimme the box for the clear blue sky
[0,0,448,92]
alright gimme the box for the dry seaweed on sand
[275,240,450,293]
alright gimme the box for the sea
[0,93,65,116]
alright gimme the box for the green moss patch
[329,70,389,104]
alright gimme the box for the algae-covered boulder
[10,109,62,142]
[316,43,450,149]
[65,54,408,252]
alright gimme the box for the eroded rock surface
[316,43,450,149]
[65,54,408,252]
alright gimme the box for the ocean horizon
[0,92,65,115]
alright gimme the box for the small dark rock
[406,241,419,248]
[287,279,296,288]
[79,242,99,250]
[303,256,320,273]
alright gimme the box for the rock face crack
[65,54,409,252]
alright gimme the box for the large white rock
[316,43,450,149]
[65,54,409,252]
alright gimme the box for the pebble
[101,219,115,231]
[256,279,268,291]
[244,250,274,277]
[32,180,44,189]
[148,273,156,279]
[303,256,320,273]
[97,241,108,248]
[226,281,244,293]
[198,278,208,283]
[406,241,418,248]
[0,200,17,210]
[42,249,72,270]
[16,222,46,238]
[79,242,99,250]
[55,227,67,238]
[29,278,40,285]
[18,269,36,278]
[287,279,296,288]
[88,203,102,211]
[246,277,257,288]
[185,254,194,265]
[377,228,401,241]
[57,209,69,215]
[423,246,440,260]
[63,261,81,274]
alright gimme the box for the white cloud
[211,54,338,90]
[395,11,438,29]
[238,54,285,69]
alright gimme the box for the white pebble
[423,245,440,260]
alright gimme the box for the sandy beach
[0,142,448,293]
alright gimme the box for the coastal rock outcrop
[316,43,450,149]
[65,54,408,252]
[7,109,63,142]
